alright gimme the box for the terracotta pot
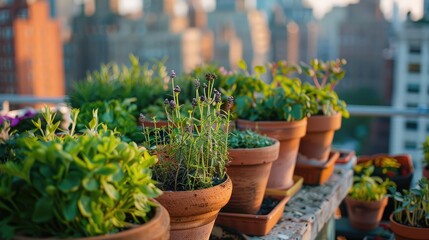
[389,214,429,240]
[357,154,414,221]
[14,200,170,240]
[423,165,429,179]
[236,118,307,189]
[156,177,232,240]
[345,197,388,231]
[299,113,341,161]
[223,139,280,214]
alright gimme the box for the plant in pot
[345,166,395,231]
[389,177,429,240]
[299,59,349,161]
[422,137,429,179]
[0,108,170,240]
[222,60,310,190]
[141,71,233,240]
[353,154,414,221]
[222,129,280,214]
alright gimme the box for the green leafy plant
[142,71,233,191]
[300,59,349,118]
[76,98,138,141]
[228,130,274,149]
[0,108,161,239]
[423,137,429,168]
[221,60,311,121]
[354,157,403,178]
[348,166,395,202]
[389,178,429,228]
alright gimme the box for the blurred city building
[0,0,64,107]
[65,0,203,93]
[206,0,270,69]
[391,0,429,164]
[264,0,317,64]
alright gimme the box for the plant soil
[257,197,280,215]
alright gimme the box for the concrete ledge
[250,169,353,240]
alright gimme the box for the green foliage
[76,98,138,141]
[423,137,429,167]
[142,71,233,191]
[228,130,274,149]
[221,60,311,121]
[390,178,429,228]
[300,59,349,118]
[69,55,168,115]
[348,166,395,202]
[0,109,161,239]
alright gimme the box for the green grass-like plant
[142,71,233,191]
[228,130,274,149]
[390,178,429,228]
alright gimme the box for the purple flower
[174,85,181,93]
[10,117,19,127]
[194,79,200,89]
[169,100,176,110]
[164,98,170,105]
[227,96,234,110]
[205,73,216,82]
[170,70,176,79]
[192,98,197,107]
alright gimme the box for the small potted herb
[389,178,429,240]
[222,130,280,214]
[142,71,234,240]
[0,109,170,240]
[222,60,310,190]
[299,59,349,161]
[345,166,395,231]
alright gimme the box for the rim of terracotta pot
[236,118,307,140]
[389,214,429,240]
[306,112,342,132]
[345,196,388,210]
[156,176,233,217]
[228,139,280,166]
[15,200,170,240]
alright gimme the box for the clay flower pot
[345,197,388,231]
[14,200,170,240]
[299,113,341,161]
[156,177,232,240]
[389,214,429,240]
[236,118,307,189]
[223,139,280,214]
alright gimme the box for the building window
[406,103,418,108]
[407,84,420,93]
[409,42,421,54]
[408,63,421,73]
[405,121,418,131]
[404,141,417,150]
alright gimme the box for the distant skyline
[118,0,424,20]
[305,0,423,20]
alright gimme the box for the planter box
[294,151,340,185]
[215,178,302,236]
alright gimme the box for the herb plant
[0,108,161,239]
[354,156,402,178]
[228,130,274,149]
[142,71,233,191]
[222,60,311,121]
[300,59,349,117]
[390,178,429,228]
[348,166,395,202]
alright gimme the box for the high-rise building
[206,0,270,69]
[267,0,317,64]
[390,14,429,181]
[0,0,64,105]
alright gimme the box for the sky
[119,0,424,20]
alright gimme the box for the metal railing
[1,94,429,117]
